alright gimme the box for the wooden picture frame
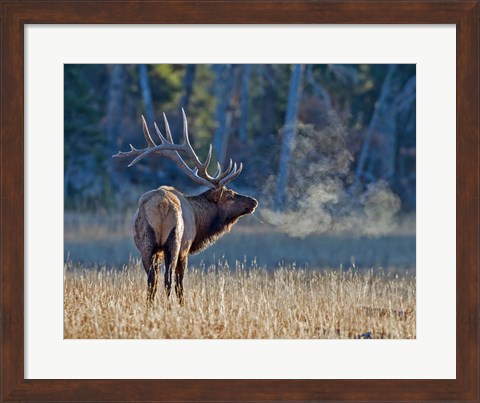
[1,1,478,401]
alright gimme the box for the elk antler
[113,108,243,189]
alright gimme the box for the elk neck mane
[187,192,235,254]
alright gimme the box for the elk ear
[207,188,223,203]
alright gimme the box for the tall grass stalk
[64,261,415,339]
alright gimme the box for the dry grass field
[64,260,415,339]
[64,212,415,339]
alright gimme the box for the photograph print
[64,64,416,339]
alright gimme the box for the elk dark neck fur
[187,192,235,254]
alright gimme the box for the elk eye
[227,194,234,200]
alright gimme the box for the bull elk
[114,109,257,303]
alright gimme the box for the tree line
[64,64,416,212]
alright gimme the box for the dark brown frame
[1,1,478,402]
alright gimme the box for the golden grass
[64,261,415,339]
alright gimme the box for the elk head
[206,187,257,225]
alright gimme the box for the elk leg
[164,227,181,298]
[140,230,157,303]
[140,234,156,274]
[147,255,159,303]
[137,214,156,275]
[175,255,188,304]
[163,255,172,297]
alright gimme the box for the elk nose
[245,198,258,213]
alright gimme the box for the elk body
[114,109,257,303]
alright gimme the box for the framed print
[1,1,478,402]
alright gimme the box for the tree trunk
[379,107,397,180]
[239,64,252,142]
[275,64,306,211]
[106,64,126,148]
[380,74,415,182]
[260,65,276,139]
[180,64,196,109]
[351,64,397,192]
[138,64,155,124]
[212,64,237,166]
[306,64,332,111]
[105,64,126,197]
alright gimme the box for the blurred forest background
[64,64,416,270]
